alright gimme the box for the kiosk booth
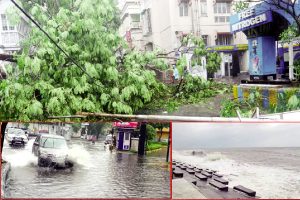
[230,0,300,80]
[113,122,138,151]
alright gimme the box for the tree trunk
[166,131,170,162]
[158,128,163,142]
[174,78,184,96]
[138,122,147,156]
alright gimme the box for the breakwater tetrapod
[172,160,257,199]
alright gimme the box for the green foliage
[273,89,300,112]
[220,87,263,117]
[220,99,254,117]
[176,56,187,77]
[233,1,249,13]
[220,88,300,117]
[293,59,300,81]
[279,25,299,43]
[149,122,169,142]
[206,52,222,74]
[0,0,167,121]
[71,123,82,133]
[87,123,111,136]
[142,76,229,113]
[146,124,156,141]
[146,141,165,151]
[178,75,229,102]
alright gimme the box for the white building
[0,0,29,78]
[119,0,250,78]
[118,0,144,50]
[0,0,29,53]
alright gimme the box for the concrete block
[209,180,228,191]
[233,185,256,197]
[213,177,229,185]
[195,173,208,181]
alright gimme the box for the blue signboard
[231,10,273,33]
[248,36,276,76]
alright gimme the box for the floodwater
[2,138,170,198]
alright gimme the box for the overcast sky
[173,123,300,150]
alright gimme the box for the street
[2,137,170,198]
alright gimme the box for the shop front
[113,122,139,151]
[230,1,297,80]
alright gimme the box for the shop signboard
[230,8,273,33]
[113,122,138,128]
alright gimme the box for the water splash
[67,144,94,168]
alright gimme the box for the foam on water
[3,139,37,167]
[173,150,300,198]
[67,144,94,169]
[3,139,94,169]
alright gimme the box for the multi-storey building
[118,0,144,50]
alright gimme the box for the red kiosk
[113,122,138,151]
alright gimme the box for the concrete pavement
[173,178,206,199]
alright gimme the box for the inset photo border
[172,122,300,199]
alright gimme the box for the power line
[10,0,94,80]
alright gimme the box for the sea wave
[173,150,300,198]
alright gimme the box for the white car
[32,134,73,168]
[5,128,28,146]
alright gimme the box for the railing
[1,31,23,47]
[130,21,141,29]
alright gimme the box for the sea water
[173,147,300,198]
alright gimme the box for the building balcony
[130,21,142,29]
[0,31,24,49]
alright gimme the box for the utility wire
[10,0,94,80]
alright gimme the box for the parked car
[5,128,28,146]
[32,134,73,168]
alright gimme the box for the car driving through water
[32,134,73,168]
[5,128,29,146]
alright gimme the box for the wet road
[2,137,170,198]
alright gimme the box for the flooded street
[2,137,170,198]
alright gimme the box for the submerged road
[2,137,170,198]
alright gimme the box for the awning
[207,44,248,52]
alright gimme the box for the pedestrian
[92,135,96,144]
[112,135,116,147]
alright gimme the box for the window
[41,137,67,149]
[131,14,140,22]
[216,34,233,45]
[214,16,230,23]
[142,9,152,35]
[125,132,130,140]
[202,35,208,46]
[213,2,231,14]
[179,1,189,17]
[1,14,15,31]
[131,14,141,28]
[1,14,8,31]
[200,0,207,16]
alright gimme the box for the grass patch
[146,141,168,151]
